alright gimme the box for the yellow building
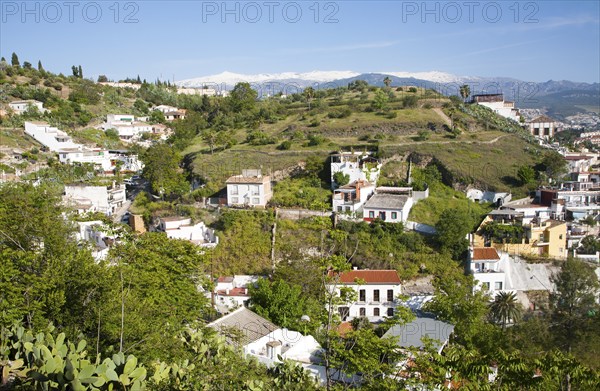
[474,217,567,260]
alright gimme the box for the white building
[362,187,418,223]
[213,275,259,311]
[469,247,513,297]
[472,94,521,123]
[527,115,561,139]
[226,169,272,207]
[24,121,78,152]
[152,105,179,113]
[63,183,126,216]
[102,114,152,141]
[157,216,218,248]
[207,307,326,384]
[177,87,219,96]
[58,148,113,172]
[332,179,375,216]
[327,269,402,322]
[330,152,382,189]
[98,82,141,90]
[468,246,558,310]
[75,221,114,261]
[9,100,45,115]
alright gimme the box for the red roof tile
[330,270,401,284]
[472,247,500,261]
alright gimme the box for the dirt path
[433,108,452,127]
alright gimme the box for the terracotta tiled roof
[330,270,401,284]
[217,276,234,283]
[216,287,249,297]
[530,115,555,123]
[226,175,269,184]
[472,247,500,261]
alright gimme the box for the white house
[208,307,326,384]
[468,246,558,309]
[472,94,520,123]
[152,105,179,114]
[213,275,259,312]
[332,179,375,216]
[226,169,272,207]
[63,183,126,216]
[102,114,152,141]
[58,148,113,172]
[24,121,78,152]
[362,187,416,223]
[327,269,402,322]
[330,152,382,189]
[75,221,115,261]
[469,247,513,297]
[9,100,45,114]
[157,216,218,248]
[527,115,561,139]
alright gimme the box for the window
[559,234,563,239]
[374,308,380,317]
[379,211,386,220]
[482,282,490,291]
[231,185,238,195]
[391,212,397,219]
[387,308,394,317]
[359,307,366,317]
[533,127,539,135]
[337,206,342,212]
[231,197,239,204]
[359,289,366,302]
[387,289,394,302]
[373,290,380,302]
[494,281,503,290]
[368,211,375,218]
[544,127,550,135]
[345,206,351,212]
[252,197,260,204]
[251,185,260,196]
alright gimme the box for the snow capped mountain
[379,71,465,84]
[177,70,361,87]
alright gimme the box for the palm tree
[490,291,522,328]
[459,84,471,103]
[383,76,392,88]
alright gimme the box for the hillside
[0,63,543,209]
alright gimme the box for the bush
[327,107,352,119]
[306,134,325,146]
[278,140,292,150]
[385,111,398,119]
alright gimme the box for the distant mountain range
[177,71,600,119]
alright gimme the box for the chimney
[353,266,358,270]
[266,341,282,360]
[355,181,361,200]
[225,288,230,295]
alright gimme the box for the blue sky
[1,1,599,82]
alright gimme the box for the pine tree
[11,52,19,68]
[37,60,44,72]
[78,65,83,79]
